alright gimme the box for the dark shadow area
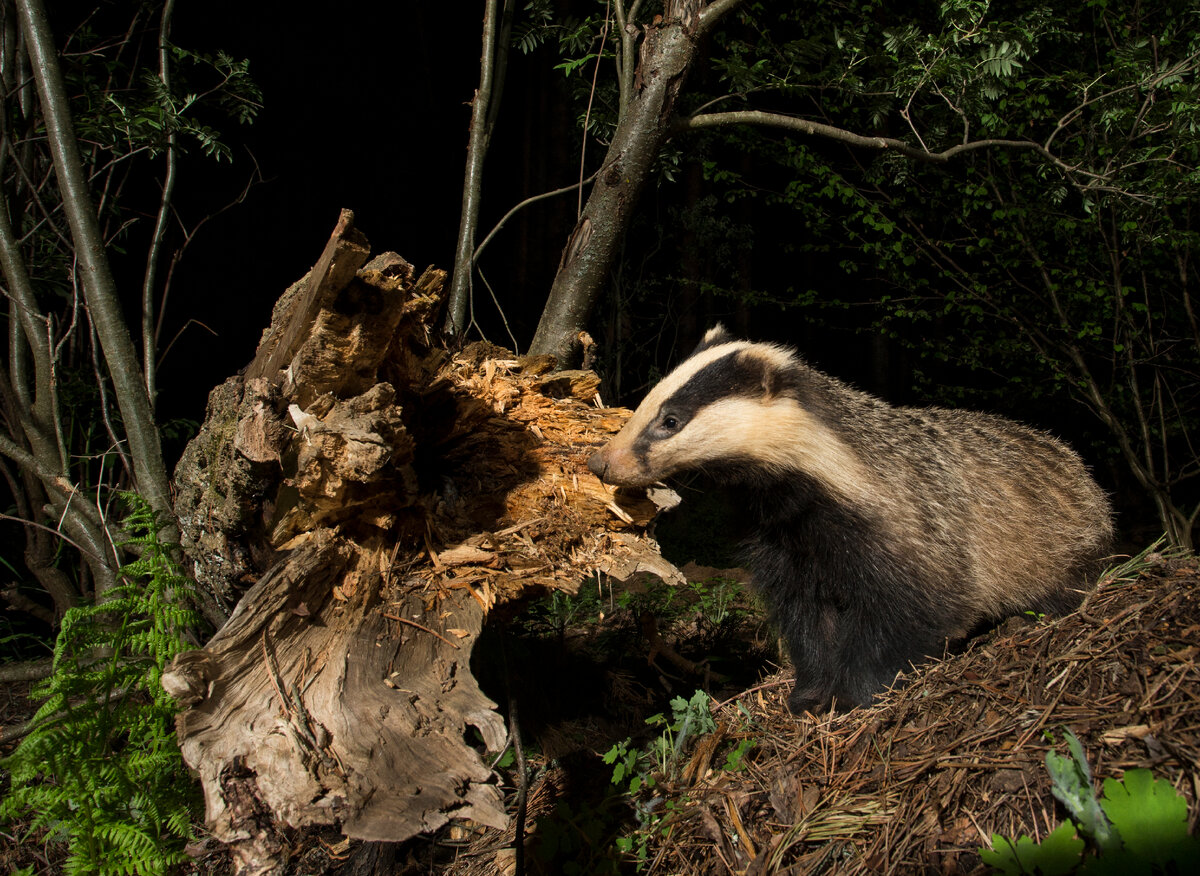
[464,495,779,872]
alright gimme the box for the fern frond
[2,491,203,873]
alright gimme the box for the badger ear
[693,324,734,356]
[736,348,783,399]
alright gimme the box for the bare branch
[0,657,52,682]
[0,429,83,505]
[614,1,641,117]
[16,0,173,527]
[578,1,611,217]
[669,108,1142,194]
[141,0,177,411]
[472,171,599,267]
[0,182,63,472]
[696,0,748,36]
[673,108,1049,163]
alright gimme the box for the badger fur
[588,325,1113,715]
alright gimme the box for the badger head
[588,325,826,488]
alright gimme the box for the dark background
[153,3,876,411]
[54,0,1143,535]
[139,1,581,444]
[159,2,484,421]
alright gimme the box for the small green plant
[519,586,606,638]
[0,494,203,875]
[644,690,717,781]
[1097,536,1184,589]
[603,690,756,869]
[981,728,1200,874]
[982,823,1085,876]
[723,736,755,772]
[605,737,650,794]
[1044,729,1119,854]
[686,576,745,630]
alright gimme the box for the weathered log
[167,210,677,873]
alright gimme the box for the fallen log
[166,210,678,873]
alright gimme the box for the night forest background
[21,0,1200,547]
[2,0,1200,870]
[141,0,1200,552]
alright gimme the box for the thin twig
[577,0,611,219]
[382,612,461,650]
[472,171,599,268]
[476,266,519,353]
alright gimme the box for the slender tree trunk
[528,0,744,363]
[141,0,177,410]
[529,18,695,361]
[16,0,173,527]
[444,0,513,338]
[0,179,114,607]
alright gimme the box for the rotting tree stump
[164,210,681,874]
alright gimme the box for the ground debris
[637,555,1200,875]
[441,554,1200,876]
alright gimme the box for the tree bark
[444,0,513,338]
[15,0,173,528]
[528,0,709,363]
[167,211,681,873]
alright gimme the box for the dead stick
[383,613,461,650]
[711,678,794,714]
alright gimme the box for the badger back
[883,407,1114,614]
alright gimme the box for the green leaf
[980,823,1084,875]
[1035,822,1088,873]
[1099,769,1200,866]
[1046,729,1119,852]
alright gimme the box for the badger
[588,325,1113,715]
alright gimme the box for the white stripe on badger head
[621,340,797,438]
[616,339,754,439]
[646,394,875,505]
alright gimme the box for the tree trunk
[527,2,704,363]
[166,210,681,874]
[444,0,505,338]
[16,0,172,526]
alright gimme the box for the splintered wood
[166,210,679,874]
[403,345,676,609]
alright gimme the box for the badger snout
[587,449,609,481]
[588,442,648,486]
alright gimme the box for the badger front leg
[774,601,850,715]
[780,598,911,715]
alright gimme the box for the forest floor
[1,547,1197,875]
[439,547,1200,876]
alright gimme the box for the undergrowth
[982,727,1200,874]
[0,493,202,875]
[486,570,768,874]
[603,689,755,871]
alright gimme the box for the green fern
[0,493,203,875]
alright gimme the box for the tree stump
[165,210,679,874]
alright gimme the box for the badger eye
[660,414,680,431]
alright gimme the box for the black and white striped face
[588,326,859,490]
